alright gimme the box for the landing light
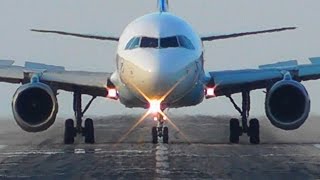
[206,87,215,97]
[107,88,118,99]
[148,100,161,114]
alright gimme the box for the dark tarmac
[0,115,319,179]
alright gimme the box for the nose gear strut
[152,113,169,144]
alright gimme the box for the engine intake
[12,83,58,132]
[265,80,310,130]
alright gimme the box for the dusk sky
[1,0,320,119]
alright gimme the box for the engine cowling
[265,80,310,130]
[12,83,58,132]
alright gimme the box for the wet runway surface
[0,115,320,179]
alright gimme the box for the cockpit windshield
[160,36,179,48]
[140,37,158,48]
[125,35,195,50]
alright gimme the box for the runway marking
[313,144,320,149]
[74,149,86,154]
[155,140,170,179]
[0,145,7,150]
[0,148,153,158]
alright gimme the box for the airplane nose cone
[120,49,199,102]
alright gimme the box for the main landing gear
[64,91,96,144]
[152,114,169,144]
[227,91,260,144]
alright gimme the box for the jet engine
[12,83,58,132]
[265,80,310,130]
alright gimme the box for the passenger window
[160,36,179,48]
[125,37,140,50]
[178,36,195,50]
[140,37,159,48]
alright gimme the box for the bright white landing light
[206,87,215,96]
[149,100,161,114]
[107,88,118,99]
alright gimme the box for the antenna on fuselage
[158,0,169,12]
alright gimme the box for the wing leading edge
[0,60,112,97]
[207,57,320,97]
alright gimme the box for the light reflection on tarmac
[0,115,319,179]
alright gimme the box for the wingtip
[287,27,297,30]
[31,29,46,32]
[30,29,41,32]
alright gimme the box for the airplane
[0,0,319,145]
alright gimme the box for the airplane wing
[206,57,320,97]
[0,60,111,97]
[31,29,119,42]
[201,27,296,41]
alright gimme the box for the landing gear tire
[64,119,75,144]
[152,127,158,144]
[229,118,241,144]
[163,127,169,144]
[84,118,95,144]
[249,118,260,144]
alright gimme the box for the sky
[1,0,320,119]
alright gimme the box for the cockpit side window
[140,37,159,48]
[125,37,141,50]
[178,36,195,50]
[125,38,135,49]
[160,36,179,48]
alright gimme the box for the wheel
[152,127,158,144]
[84,118,95,144]
[163,127,169,144]
[64,119,75,144]
[249,118,260,144]
[229,118,241,144]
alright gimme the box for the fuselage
[111,12,205,109]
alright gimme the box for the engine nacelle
[265,80,310,130]
[12,83,58,132]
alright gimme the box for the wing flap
[292,57,320,80]
[309,57,320,64]
[259,60,298,69]
[25,61,65,72]
[0,60,14,66]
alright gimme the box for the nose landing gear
[152,114,169,144]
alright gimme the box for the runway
[0,115,319,179]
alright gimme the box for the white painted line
[0,148,152,157]
[74,149,86,154]
[0,150,63,156]
[313,144,320,149]
[155,142,170,179]
[0,145,7,150]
